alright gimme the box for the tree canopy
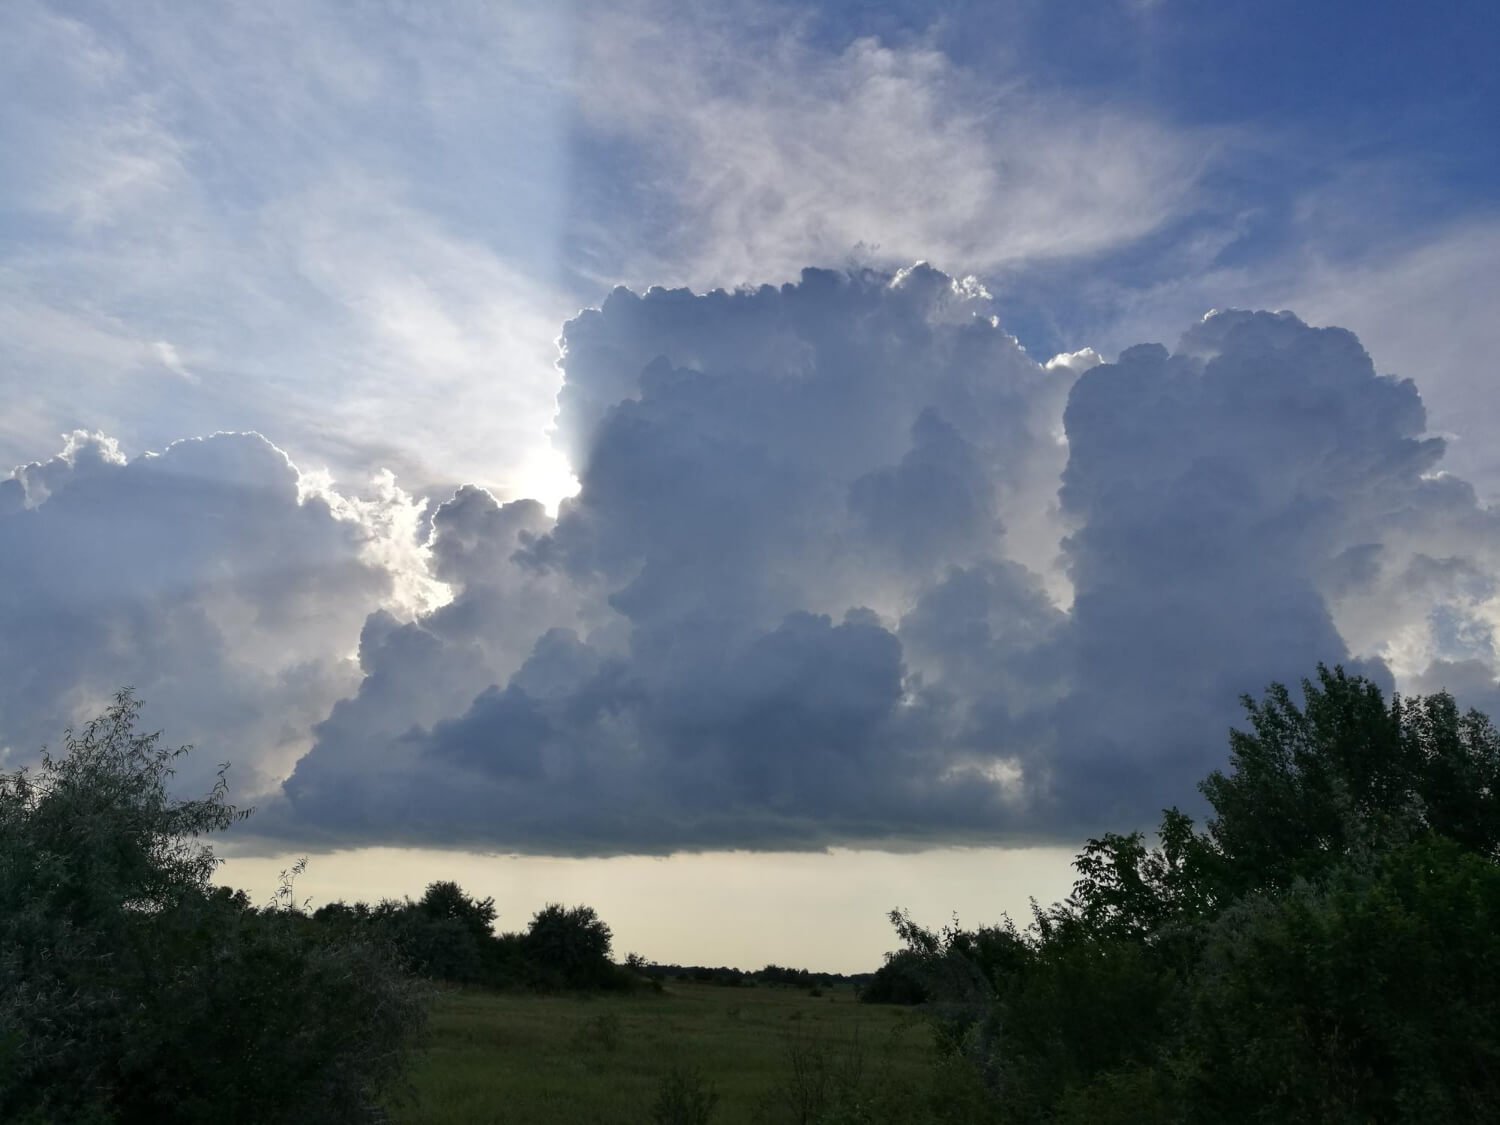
[881,665,1500,1123]
[0,692,426,1124]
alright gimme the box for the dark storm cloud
[274,267,1061,850]
[13,268,1496,854]
[1034,313,1430,827]
[268,269,1500,853]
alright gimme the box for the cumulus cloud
[274,266,1059,850]
[0,431,423,794]
[9,266,1497,855]
[260,267,1500,853]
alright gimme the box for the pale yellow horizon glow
[217,845,1079,975]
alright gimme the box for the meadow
[393,981,942,1124]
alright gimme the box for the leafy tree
[1201,665,1500,894]
[522,902,619,988]
[860,949,931,1005]
[0,691,426,1123]
[417,879,498,942]
[889,666,1500,1123]
[1180,837,1500,1122]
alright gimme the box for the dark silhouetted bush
[887,666,1500,1123]
[0,692,426,1124]
[522,902,625,989]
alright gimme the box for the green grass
[392,981,937,1124]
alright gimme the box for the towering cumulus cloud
[271,267,1500,852]
[0,431,418,794]
[5,267,1494,851]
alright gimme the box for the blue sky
[3,0,1499,968]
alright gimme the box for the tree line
[0,692,634,1123]
[310,883,627,992]
[6,664,1500,1121]
[864,665,1500,1123]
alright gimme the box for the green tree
[1179,838,1500,1123]
[417,879,498,941]
[1201,665,1500,894]
[0,691,426,1123]
[522,902,618,988]
[890,666,1500,1123]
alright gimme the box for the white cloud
[0,431,423,793]
[1281,220,1500,500]
[571,1,1211,288]
[0,0,578,507]
[261,269,1500,853]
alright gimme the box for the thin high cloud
[0,0,577,503]
[570,1,1210,289]
[1,0,1216,507]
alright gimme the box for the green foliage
[417,879,498,941]
[1202,666,1500,894]
[315,886,638,994]
[522,902,622,989]
[889,665,1500,1123]
[1179,838,1500,1123]
[0,691,426,1123]
[858,951,930,1005]
[651,1064,720,1125]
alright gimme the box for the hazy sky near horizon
[4,0,1499,969]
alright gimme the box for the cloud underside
[6,265,1500,853]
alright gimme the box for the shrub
[0,691,427,1123]
[651,1064,719,1125]
[885,667,1500,1123]
[522,902,619,989]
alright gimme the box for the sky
[3,0,1498,971]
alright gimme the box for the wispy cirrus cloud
[1,0,578,503]
[569,1,1212,289]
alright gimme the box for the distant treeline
[303,891,875,994]
[638,961,874,990]
[308,885,635,992]
[13,665,1500,1123]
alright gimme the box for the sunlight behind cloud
[5,0,1500,976]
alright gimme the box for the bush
[522,902,621,989]
[860,949,930,1005]
[0,692,427,1123]
[887,667,1500,1123]
[651,1064,719,1125]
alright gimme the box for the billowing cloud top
[6,266,1499,854]
[0,430,405,793]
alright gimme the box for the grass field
[392,981,944,1124]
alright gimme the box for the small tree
[418,879,498,941]
[522,902,617,988]
[0,691,427,1123]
